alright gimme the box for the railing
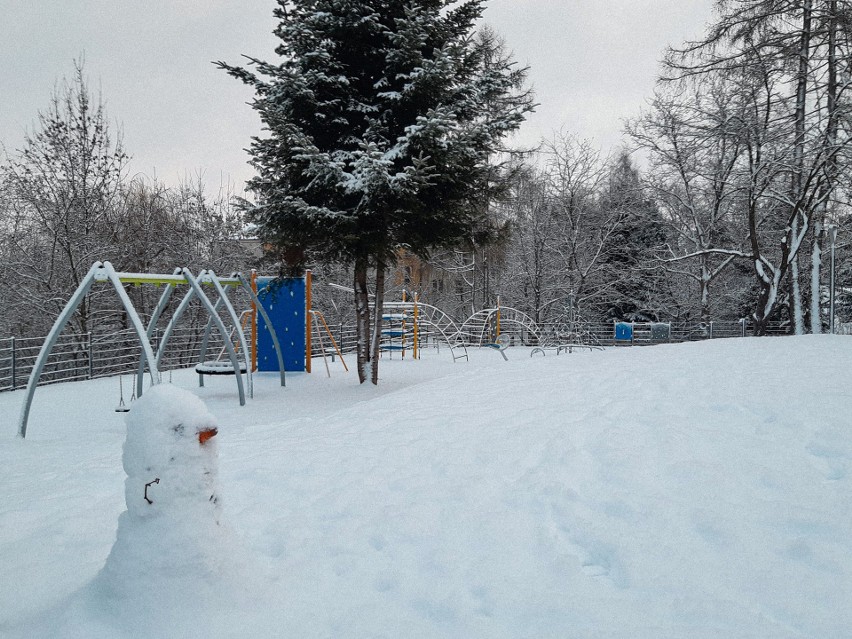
[0,327,226,393]
[503,320,790,347]
[314,322,359,357]
[311,318,797,356]
[0,317,804,393]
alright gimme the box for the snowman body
[100,384,228,590]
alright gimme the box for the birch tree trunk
[810,221,824,332]
[811,0,838,333]
[700,260,711,324]
[790,0,813,335]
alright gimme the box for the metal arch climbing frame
[385,299,469,361]
[18,261,161,439]
[409,301,462,340]
[457,309,497,345]
[496,307,542,344]
[458,306,542,346]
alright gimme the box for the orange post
[305,269,312,373]
[314,310,349,372]
[250,270,258,372]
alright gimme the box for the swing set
[17,261,287,438]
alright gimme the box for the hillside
[1,337,849,638]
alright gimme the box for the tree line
[446,0,852,335]
[0,64,254,342]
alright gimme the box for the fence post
[10,337,16,391]
[709,321,714,339]
[87,331,94,380]
[740,318,746,337]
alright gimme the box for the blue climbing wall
[256,276,306,372]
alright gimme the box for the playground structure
[383,294,469,362]
[17,262,290,438]
[528,304,605,356]
[0,312,785,401]
[370,294,714,359]
[377,295,606,360]
[313,282,603,360]
[16,263,634,437]
[457,300,541,348]
[18,262,365,437]
[308,309,349,377]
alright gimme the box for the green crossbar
[112,272,241,287]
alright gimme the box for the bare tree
[1,64,253,342]
[498,167,561,323]
[628,78,748,322]
[542,134,625,320]
[2,62,128,338]
[665,0,852,333]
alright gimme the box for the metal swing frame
[18,262,287,439]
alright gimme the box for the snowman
[98,383,232,594]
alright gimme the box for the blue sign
[614,322,634,341]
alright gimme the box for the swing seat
[195,360,248,376]
[116,376,134,412]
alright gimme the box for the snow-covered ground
[1,336,849,638]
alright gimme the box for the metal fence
[446,319,792,348]
[0,327,226,394]
[309,318,795,355]
[0,317,799,394]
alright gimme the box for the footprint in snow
[547,518,630,589]
[806,441,848,481]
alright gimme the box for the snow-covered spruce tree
[218,1,533,384]
[597,153,668,322]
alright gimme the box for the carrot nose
[198,428,218,445]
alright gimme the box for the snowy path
[1,337,850,638]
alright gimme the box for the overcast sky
[0,1,715,194]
